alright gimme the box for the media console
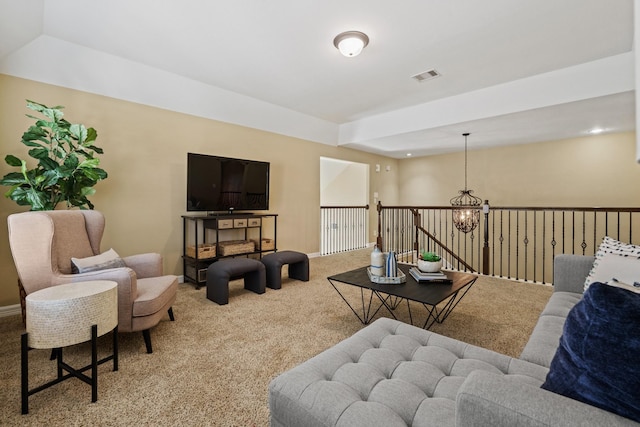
[182,213,278,288]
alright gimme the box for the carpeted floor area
[0,248,552,426]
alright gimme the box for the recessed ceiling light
[588,127,605,134]
[406,153,412,157]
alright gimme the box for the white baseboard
[0,304,21,318]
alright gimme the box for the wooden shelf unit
[182,213,278,288]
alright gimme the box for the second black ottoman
[206,258,266,305]
[261,251,309,290]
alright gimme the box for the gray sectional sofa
[268,255,639,426]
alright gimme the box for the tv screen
[187,153,270,212]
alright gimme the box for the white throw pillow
[584,237,640,291]
[71,248,126,273]
[607,278,640,294]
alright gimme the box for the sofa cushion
[519,291,581,368]
[584,236,640,291]
[541,282,640,422]
[269,318,548,427]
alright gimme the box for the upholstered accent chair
[7,210,178,353]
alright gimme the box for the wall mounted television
[187,153,270,213]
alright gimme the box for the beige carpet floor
[0,248,552,426]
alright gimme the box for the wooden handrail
[320,205,369,209]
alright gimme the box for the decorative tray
[367,268,406,284]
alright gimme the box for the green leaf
[38,106,64,122]
[70,124,87,144]
[25,100,47,113]
[39,157,59,171]
[33,174,47,185]
[39,170,60,187]
[25,189,50,210]
[79,158,100,169]
[81,169,98,181]
[5,186,30,205]
[0,171,27,186]
[86,145,104,154]
[65,153,79,167]
[85,127,97,144]
[81,187,96,197]
[4,155,23,167]
[22,126,50,145]
[28,147,50,160]
[94,168,108,179]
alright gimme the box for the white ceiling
[0,0,635,158]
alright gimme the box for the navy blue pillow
[541,282,640,422]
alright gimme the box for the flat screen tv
[187,153,270,213]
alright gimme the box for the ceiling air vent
[412,69,441,82]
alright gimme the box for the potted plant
[0,100,107,210]
[418,250,443,273]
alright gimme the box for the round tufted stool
[206,258,266,305]
[21,280,119,414]
[260,251,309,289]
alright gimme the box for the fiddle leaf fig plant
[0,100,107,210]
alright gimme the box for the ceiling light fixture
[450,133,483,233]
[588,127,605,134]
[333,31,369,57]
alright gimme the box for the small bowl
[417,259,442,273]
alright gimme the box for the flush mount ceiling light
[333,31,369,57]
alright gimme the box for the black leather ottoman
[260,251,309,289]
[206,258,266,305]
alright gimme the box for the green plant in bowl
[418,250,443,273]
[420,251,441,262]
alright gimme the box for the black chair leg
[142,329,152,354]
[168,307,175,321]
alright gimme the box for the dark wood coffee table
[328,263,477,329]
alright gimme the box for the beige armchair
[7,210,178,353]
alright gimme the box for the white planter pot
[417,259,442,273]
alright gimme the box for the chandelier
[450,133,482,233]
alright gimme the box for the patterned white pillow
[607,278,640,294]
[584,237,640,291]
[71,248,126,274]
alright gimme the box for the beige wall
[320,158,368,206]
[398,132,640,207]
[0,74,399,307]
[2,73,638,307]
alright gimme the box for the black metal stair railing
[376,202,640,284]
